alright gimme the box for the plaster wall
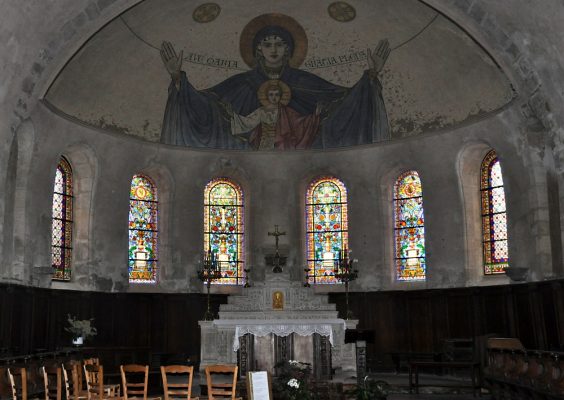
[2,99,554,293]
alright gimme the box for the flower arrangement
[65,314,97,341]
[273,360,312,400]
[347,376,390,400]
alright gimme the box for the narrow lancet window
[52,156,73,281]
[128,175,158,283]
[204,178,245,285]
[481,150,509,274]
[394,171,426,281]
[306,177,348,284]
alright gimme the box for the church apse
[45,0,514,149]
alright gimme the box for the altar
[199,270,358,378]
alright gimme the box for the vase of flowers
[65,314,97,346]
[273,360,312,400]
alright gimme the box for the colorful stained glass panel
[204,179,244,285]
[306,177,348,284]
[394,171,426,281]
[481,150,509,275]
[51,157,73,281]
[128,175,158,283]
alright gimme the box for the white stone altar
[199,269,358,377]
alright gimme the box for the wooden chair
[120,364,153,400]
[42,365,62,400]
[204,365,241,400]
[7,367,27,400]
[84,364,119,400]
[63,362,87,400]
[160,365,197,400]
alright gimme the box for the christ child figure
[228,80,322,150]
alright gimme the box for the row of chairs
[7,360,241,400]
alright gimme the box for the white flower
[287,378,300,389]
[65,315,97,339]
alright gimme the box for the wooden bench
[388,352,439,373]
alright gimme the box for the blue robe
[161,65,389,149]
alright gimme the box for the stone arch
[127,163,174,291]
[1,133,19,280]
[426,0,559,202]
[5,120,36,284]
[201,158,253,277]
[51,143,99,289]
[456,141,511,285]
[298,170,351,284]
[377,162,428,288]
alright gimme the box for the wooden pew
[484,338,564,399]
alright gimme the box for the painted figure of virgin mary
[160,13,390,150]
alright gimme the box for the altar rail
[484,348,564,399]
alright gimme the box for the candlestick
[196,247,223,321]
[333,247,359,320]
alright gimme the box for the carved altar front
[199,270,357,378]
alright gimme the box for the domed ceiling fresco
[45,0,514,150]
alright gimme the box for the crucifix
[268,225,286,273]
[268,225,286,253]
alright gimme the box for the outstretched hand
[223,102,234,117]
[160,41,183,78]
[367,39,391,75]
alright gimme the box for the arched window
[204,178,244,285]
[52,156,73,281]
[394,171,426,281]
[128,175,158,283]
[481,150,509,274]
[306,177,348,284]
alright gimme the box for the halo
[240,13,308,68]
[257,80,291,106]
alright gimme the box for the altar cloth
[211,319,346,351]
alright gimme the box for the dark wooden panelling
[331,280,564,362]
[0,280,563,368]
[0,284,228,362]
[512,285,539,348]
[446,290,474,339]
[407,293,434,352]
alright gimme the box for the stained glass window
[128,175,158,283]
[394,171,426,281]
[481,150,509,274]
[306,177,348,284]
[204,178,245,285]
[52,156,73,281]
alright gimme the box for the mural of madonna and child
[160,13,390,151]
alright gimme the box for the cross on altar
[268,225,286,253]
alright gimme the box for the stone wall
[1,0,563,292]
[1,99,554,292]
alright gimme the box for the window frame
[305,176,349,285]
[203,178,245,286]
[480,150,509,275]
[393,170,426,281]
[52,156,74,281]
[128,174,159,284]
